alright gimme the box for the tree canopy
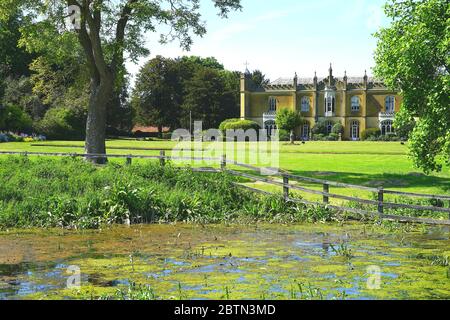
[0,0,242,161]
[374,0,449,173]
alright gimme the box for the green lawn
[1,140,449,200]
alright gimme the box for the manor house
[240,64,402,140]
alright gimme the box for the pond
[0,223,449,300]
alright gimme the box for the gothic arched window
[381,120,394,135]
[301,96,310,112]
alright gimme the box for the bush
[379,133,400,141]
[327,133,339,141]
[36,107,86,140]
[220,119,260,133]
[331,123,344,135]
[361,128,381,141]
[312,134,327,141]
[0,104,33,133]
[278,129,290,141]
[219,118,240,132]
[312,120,327,135]
[0,157,332,229]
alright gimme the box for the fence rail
[0,150,449,225]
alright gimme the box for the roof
[270,76,378,86]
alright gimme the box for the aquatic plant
[114,282,158,300]
[329,243,353,259]
[0,157,344,229]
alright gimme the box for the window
[268,97,277,112]
[325,121,333,135]
[381,120,394,135]
[301,96,310,112]
[351,120,360,140]
[301,121,310,140]
[351,96,360,111]
[326,97,335,113]
[385,96,395,113]
[324,89,336,116]
[265,120,277,137]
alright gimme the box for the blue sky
[127,0,391,81]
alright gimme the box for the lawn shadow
[289,170,450,193]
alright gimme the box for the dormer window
[351,96,360,112]
[385,96,395,113]
[268,97,277,112]
[301,96,310,112]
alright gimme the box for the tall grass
[0,156,335,229]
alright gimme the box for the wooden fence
[0,150,449,226]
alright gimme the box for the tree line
[0,10,269,139]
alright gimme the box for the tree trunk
[85,79,113,164]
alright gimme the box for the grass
[0,157,339,229]
[0,139,448,226]
[1,140,448,196]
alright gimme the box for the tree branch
[111,0,137,77]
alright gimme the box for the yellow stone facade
[240,64,402,140]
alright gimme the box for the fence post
[160,150,166,167]
[221,154,227,171]
[323,183,329,204]
[283,175,289,200]
[378,188,384,214]
[126,155,132,166]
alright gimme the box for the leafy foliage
[35,107,86,140]
[374,0,450,173]
[361,128,381,141]
[219,119,260,133]
[0,104,32,132]
[275,109,302,133]
[0,157,331,229]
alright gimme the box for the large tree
[182,67,237,130]
[132,56,182,135]
[374,0,449,173]
[0,0,241,162]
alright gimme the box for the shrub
[312,134,327,141]
[361,128,381,141]
[327,133,339,141]
[220,119,260,133]
[0,158,329,229]
[312,120,325,135]
[36,107,86,140]
[219,118,240,132]
[312,119,331,136]
[331,123,344,135]
[379,133,400,141]
[278,129,290,141]
[0,104,33,133]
